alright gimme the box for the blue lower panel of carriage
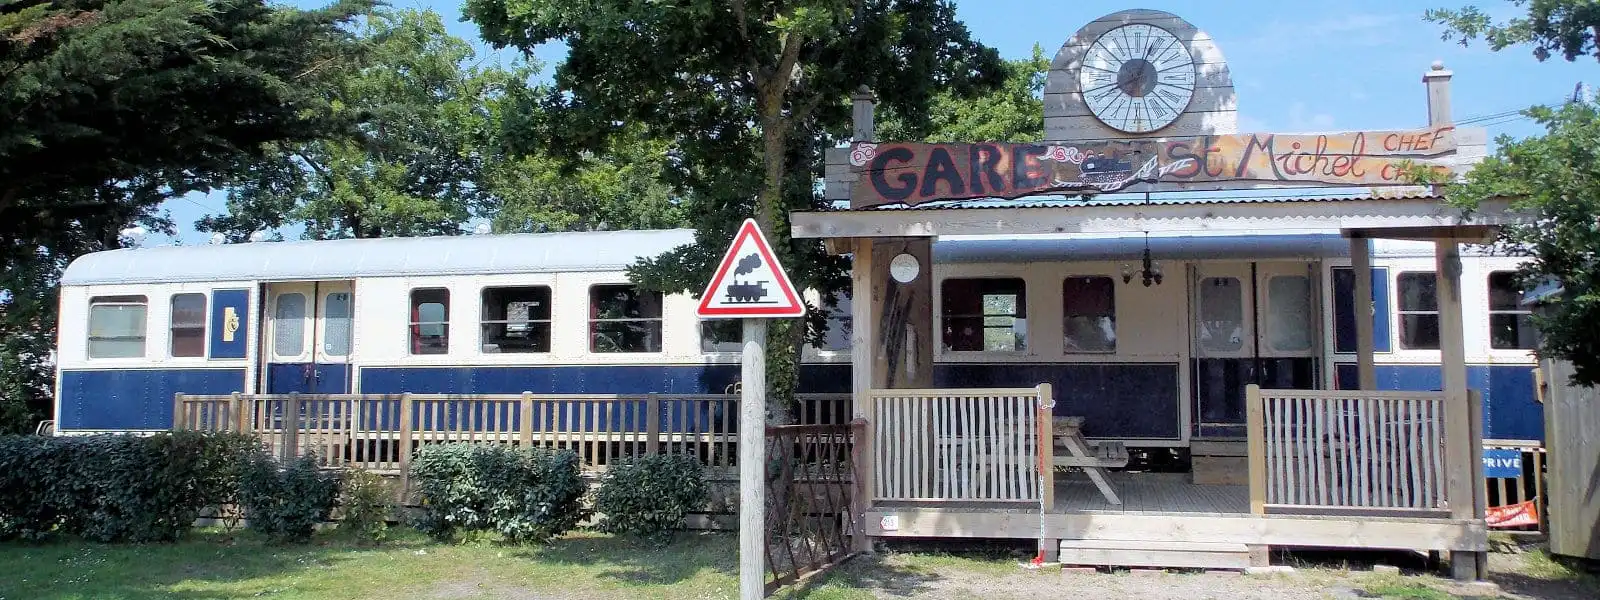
[933,363,1181,440]
[1334,363,1543,442]
[58,368,247,430]
[266,363,353,394]
[355,364,853,433]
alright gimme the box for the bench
[1051,416,1125,505]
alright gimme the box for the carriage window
[590,285,663,353]
[1198,277,1245,352]
[273,293,306,357]
[1063,277,1116,353]
[481,286,551,353]
[323,292,353,357]
[169,293,207,357]
[816,292,853,352]
[1398,272,1440,350]
[88,295,148,358]
[1267,276,1314,352]
[701,320,741,353]
[410,288,449,355]
[1488,271,1537,350]
[942,278,1026,352]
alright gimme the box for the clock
[1077,23,1196,133]
[889,253,920,283]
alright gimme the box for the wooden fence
[867,386,1050,503]
[1247,386,1453,514]
[174,392,849,474]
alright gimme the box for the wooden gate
[763,422,861,593]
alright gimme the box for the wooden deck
[1052,472,1247,515]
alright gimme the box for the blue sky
[156,0,1593,244]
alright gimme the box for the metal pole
[739,318,768,600]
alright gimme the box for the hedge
[409,444,587,543]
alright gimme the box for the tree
[878,44,1050,143]
[1430,2,1600,384]
[1426,1,1600,61]
[481,128,688,234]
[465,0,1007,408]
[0,0,373,431]
[201,9,503,240]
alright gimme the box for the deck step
[1059,539,1253,570]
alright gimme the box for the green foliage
[409,444,588,543]
[594,454,708,542]
[336,468,391,543]
[0,431,260,542]
[1444,101,1600,384]
[879,45,1050,143]
[1427,1,1600,61]
[237,454,339,543]
[467,0,1006,418]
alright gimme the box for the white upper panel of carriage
[61,229,697,286]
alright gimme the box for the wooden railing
[867,385,1051,504]
[1246,386,1454,515]
[174,392,848,474]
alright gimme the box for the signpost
[697,218,806,600]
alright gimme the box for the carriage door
[1190,263,1256,437]
[264,281,355,394]
[1254,262,1321,395]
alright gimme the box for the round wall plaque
[889,253,920,283]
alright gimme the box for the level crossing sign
[696,219,806,319]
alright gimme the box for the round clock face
[889,253,920,283]
[1077,23,1196,133]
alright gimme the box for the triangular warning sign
[697,219,806,319]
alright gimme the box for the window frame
[1396,271,1441,351]
[940,277,1028,353]
[1196,275,1248,354]
[588,284,664,354]
[271,291,309,360]
[169,293,208,358]
[1487,270,1538,351]
[321,289,354,358]
[479,285,553,354]
[409,288,451,356]
[700,320,743,354]
[88,295,149,359]
[1062,275,1117,354]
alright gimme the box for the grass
[1361,579,1455,600]
[0,528,740,600]
[1520,548,1599,585]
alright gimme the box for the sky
[154,0,1595,245]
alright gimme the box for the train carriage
[54,229,1540,448]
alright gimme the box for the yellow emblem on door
[222,307,240,342]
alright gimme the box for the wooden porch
[855,385,1488,568]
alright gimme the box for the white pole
[739,318,768,600]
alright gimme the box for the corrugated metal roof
[860,192,1442,211]
[61,229,697,286]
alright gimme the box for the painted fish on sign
[845,125,1463,208]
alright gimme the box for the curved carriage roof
[61,229,698,285]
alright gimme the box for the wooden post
[282,393,302,462]
[1037,383,1055,511]
[739,319,768,600]
[173,393,186,430]
[398,392,414,504]
[229,392,243,432]
[1436,238,1483,580]
[1350,237,1377,390]
[1245,384,1268,514]
[851,239,876,419]
[849,418,872,553]
[646,393,662,456]
[519,391,534,448]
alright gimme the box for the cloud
[1241,13,1406,50]
[1288,102,1336,132]
[1236,114,1269,133]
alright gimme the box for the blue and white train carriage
[55,229,1542,447]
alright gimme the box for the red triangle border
[696,219,806,318]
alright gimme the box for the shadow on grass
[0,528,426,600]
[505,529,739,587]
[778,553,947,599]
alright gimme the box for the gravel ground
[802,542,1599,600]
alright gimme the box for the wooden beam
[791,197,1524,239]
[1343,226,1497,243]
[850,240,876,418]
[823,237,854,256]
[1245,384,1267,514]
[1351,238,1377,390]
[863,509,1489,551]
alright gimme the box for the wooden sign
[844,125,1465,208]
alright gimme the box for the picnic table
[1051,416,1129,506]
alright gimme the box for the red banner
[1486,500,1540,528]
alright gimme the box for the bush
[0,431,261,542]
[238,453,339,543]
[337,467,391,543]
[594,453,708,542]
[410,444,587,543]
